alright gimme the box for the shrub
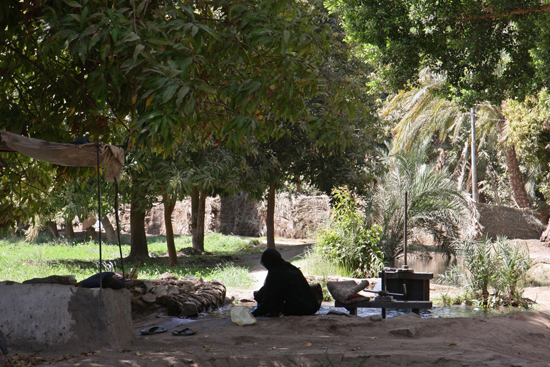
[316,187,384,277]
[438,237,531,307]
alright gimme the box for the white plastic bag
[230,306,257,326]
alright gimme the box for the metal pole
[404,191,408,267]
[471,106,479,202]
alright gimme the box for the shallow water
[198,303,527,320]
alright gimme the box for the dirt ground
[6,240,550,367]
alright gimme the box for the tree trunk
[486,166,501,205]
[498,119,530,208]
[129,190,149,259]
[266,182,276,249]
[163,194,179,267]
[65,216,75,239]
[46,221,59,239]
[197,190,207,251]
[453,140,470,190]
[503,145,530,208]
[191,187,202,251]
[101,215,116,242]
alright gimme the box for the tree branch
[460,4,550,22]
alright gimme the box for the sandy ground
[6,240,550,367]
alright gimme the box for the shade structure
[0,130,124,182]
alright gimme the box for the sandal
[140,326,167,335]
[172,327,196,336]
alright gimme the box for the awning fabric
[0,130,124,182]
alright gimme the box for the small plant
[437,237,531,308]
[316,187,384,277]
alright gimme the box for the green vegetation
[0,234,258,287]
[438,237,532,308]
[316,187,384,277]
[292,249,354,302]
[366,150,468,260]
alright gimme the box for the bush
[316,187,384,277]
[438,237,531,307]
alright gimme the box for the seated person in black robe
[252,248,320,317]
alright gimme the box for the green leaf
[283,30,290,44]
[162,84,179,103]
[136,0,147,15]
[175,85,190,107]
[63,0,82,8]
[68,14,81,22]
[121,32,140,43]
[133,44,145,61]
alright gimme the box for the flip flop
[172,327,196,336]
[140,326,167,335]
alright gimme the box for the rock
[142,293,157,303]
[133,286,145,294]
[164,356,185,367]
[389,327,416,337]
[154,286,167,297]
[180,302,199,317]
[167,285,179,295]
[143,280,154,293]
[370,315,383,322]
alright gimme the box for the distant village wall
[120,193,332,240]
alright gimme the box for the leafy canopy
[326,0,550,105]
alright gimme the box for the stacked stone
[128,273,226,317]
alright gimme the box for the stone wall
[120,193,332,239]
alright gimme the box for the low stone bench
[0,282,135,352]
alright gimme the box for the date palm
[383,71,530,208]
[365,149,468,261]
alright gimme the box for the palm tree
[383,71,531,208]
[365,149,468,261]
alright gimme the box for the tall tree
[383,72,531,208]
[504,90,550,238]
[326,0,550,104]
[327,0,550,206]
[1,0,356,244]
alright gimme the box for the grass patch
[292,248,355,301]
[145,233,262,256]
[292,248,354,278]
[207,264,255,289]
[0,234,260,287]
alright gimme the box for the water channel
[197,251,535,320]
[198,302,527,321]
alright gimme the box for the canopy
[0,130,124,182]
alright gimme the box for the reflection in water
[199,303,527,320]
[394,253,461,276]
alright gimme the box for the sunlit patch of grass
[144,233,261,257]
[0,235,260,285]
[292,248,354,278]
[207,264,255,289]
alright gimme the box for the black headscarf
[260,248,283,270]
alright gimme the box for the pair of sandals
[140,326,196,336]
